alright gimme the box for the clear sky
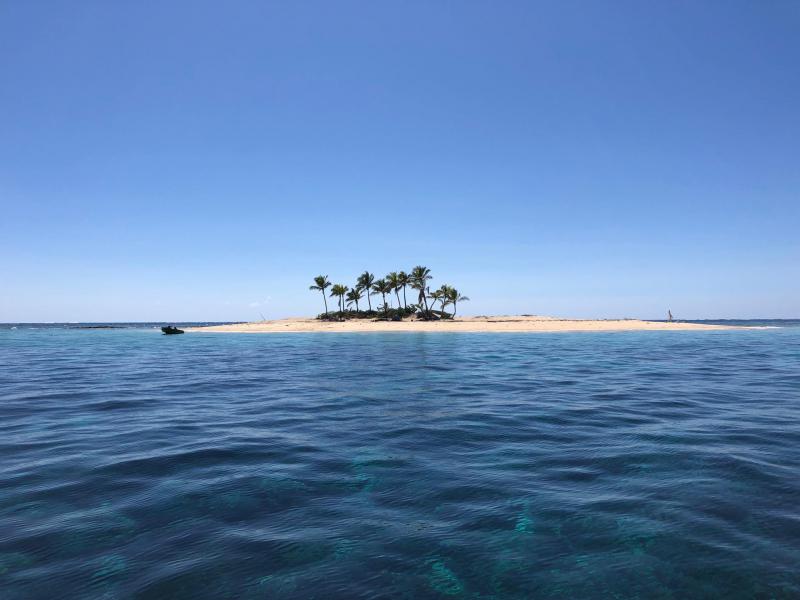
[1,1,798,322]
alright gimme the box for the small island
[187,266,736,334]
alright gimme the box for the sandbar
[186,315,737,334]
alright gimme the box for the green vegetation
[310,267,468,321]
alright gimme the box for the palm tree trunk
[382,293,388,317]
[402,285,407,309]
[453,301,457,318]
[366,291,372,311]
[395,290,402,312]
[322,291,328,316]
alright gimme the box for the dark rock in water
[161,326,184,335]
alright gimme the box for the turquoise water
[2,325,799,598]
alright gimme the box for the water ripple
[1,328,799,598]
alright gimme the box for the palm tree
[330,284,348,317]
[440,285,454,317]
[357,271,375,311]
[429,288,443,313]
[386,272,402,312]
[345,287,363,312]
[309,275,331,316]
[371,279,392,318]
[448,287,469,318]
[398,271,409,309]
[432,284,451,314]
[409,265,432,314]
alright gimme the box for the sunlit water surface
[1,325,799,599]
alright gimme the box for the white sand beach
[186,315,735,334]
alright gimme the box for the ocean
[1,323,799,598]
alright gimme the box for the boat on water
[161,326,184,335]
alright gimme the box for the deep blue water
[1,325,799,599]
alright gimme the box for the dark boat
[161,326,184,335]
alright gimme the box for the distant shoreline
[185,315,741,334]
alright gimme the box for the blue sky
[1,1,798,322]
